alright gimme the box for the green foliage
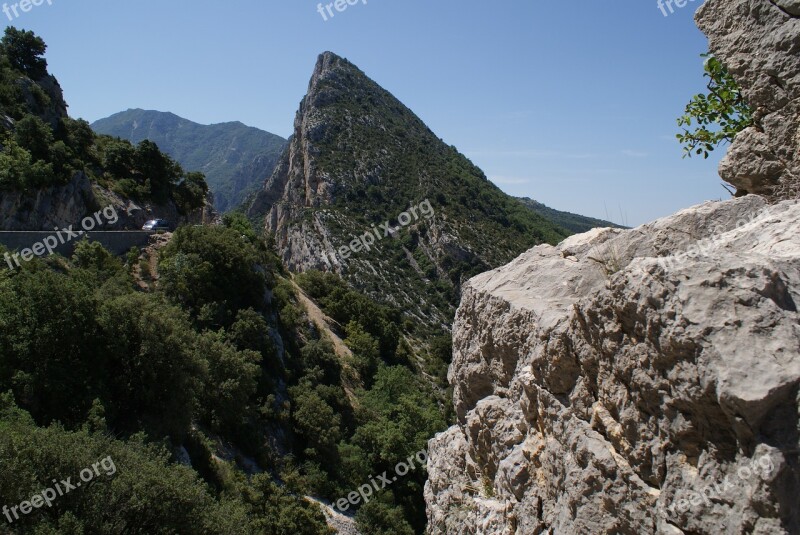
[289,384,342,460]
[227,307,273,354]
[71,239,123,276]
[173,171,209,214]
[0,268,101,427]
[223,210,259,242]
[0,135,53,189]
[356,500,415,535]
[677,54,754,159]
[0,395,323,534]
[353,366,444,470]
[96,292,205,441]
[159,225,267,328]
[344,321,381,384]
[0,218,425,532]
[243,474,335,535]
[14,114,52,161]
[296,270,400,362]
[197,330,261,432]
[0,27,47,79]
[516,197,622,233]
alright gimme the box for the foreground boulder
[425,196,800,534]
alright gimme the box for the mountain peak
[306,51,366,99]
[248,52,569,326]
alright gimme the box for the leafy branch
[677,54,753,159]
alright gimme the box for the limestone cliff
[425,195,799,534]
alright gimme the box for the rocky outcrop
[0,171,95,230]
[425,196,800,534]
[697,0,800,198]
[16,74,68,129]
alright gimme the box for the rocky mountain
[92,109,287,212]
[516,197,623,234]
[247,52,573,328]
[425,1,800,533]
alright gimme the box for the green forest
[0,214,447,534]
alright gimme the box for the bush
[159,225,267,327]
[677,54,753,159]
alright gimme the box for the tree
[14,114,53,161]
[223,210,259,243]
[0,396,253,534]
[290,386,342,459]
[356,501,415,535]
[677,54,753,159]
[245,474,335,535]
[345,321,380,383]
[0,269,100,426]
[96,293,205,441]
[134,139,180,203]
[0,136,52,190]
[174,171,209,214]
[196,330,261,432]
[0,27,48,79]
[159,225,267,327]
[101,138,135,179]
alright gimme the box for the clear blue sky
[3,0,723,226]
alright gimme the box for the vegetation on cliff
[0,27,207,214]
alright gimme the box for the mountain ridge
[92,108,287,212]
[516,196,624,233]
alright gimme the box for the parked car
[142,219,171,231]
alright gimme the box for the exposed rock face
[696,0,800,198]
[425,196,800,534]
[0,171,212,230]
[17,74,68,129]
[0,172,94,230]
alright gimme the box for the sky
[2,0,724,226]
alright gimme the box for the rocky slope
[0,37,212,231]
[425,195,800,534]
[697,0,800,198]
[247,52,571,328]
[92,110,287,213]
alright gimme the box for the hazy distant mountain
[92,109,287,212]
[516,197,624,233]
